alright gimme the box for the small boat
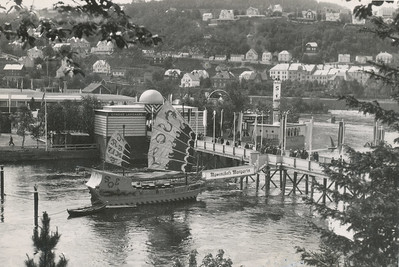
[67,203,107,218]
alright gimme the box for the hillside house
[68,37,91,53]
[325,10,340,22]
[302,10,317,20]
[376,51,393,64]
[246,49,259,62]
[180,73,200,88]
[111,68,126,77]
[203,13,213,21]
[214,55,227,61]
[312,69,330,84]
[338,54,351,63]
[348,66,376,85]
[211,71,236,89]
[269,64,289,81]
[93,60,111,74]
[261,51,273,64]
[164,69,182,79]
[305,42,318,53]
[91,40,114,55]
[278,50,292,63]
[288,63,316,81]
[219,10,235,20]
[3,64,25,81]
[355,55,373,64]
[269,4,283,13]
[191,70,209,79]
[230,54,245,62]
[246,7,260,16]
[239,71,255,82]
[82,81,111,94]
[27,47,43,60]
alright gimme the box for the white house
[325,11,340,22]
[202,13,213,21]
[93,60,111,74]
[305,42,318,53]
[91,40,114,55]
[338,54,351,63]
[302,10,317,20]
[239,71,255,82]
[355,55,373,64]
[68,37,91,52]
[246,7,260,16]
[278,50,292,63]
[191,70,209,79]
[246,49,258,62]
[180,73,200,88]
[164,69,182,79]
[219,10,235,20]
[376,51,393,64]
[269,64,290,81]
[261,51,273,64]
[230,54,245,62]
[312,69,330,84]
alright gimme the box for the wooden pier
[195,140,341,204]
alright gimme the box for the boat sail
[86,101,203,207]
[105,131,131,168]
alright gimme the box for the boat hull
[86,170,203,207]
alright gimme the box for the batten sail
[105,131,131,168]
[148,101,195,173]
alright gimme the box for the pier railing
[195,140,331,176]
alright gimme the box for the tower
[272,79,281,124]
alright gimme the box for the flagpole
[260,111,263,149]
[195,110,198,143]
[309,116,313,159]
[254,113,258,150]
[233,112,236,145]
[45,97,48,152]
[213,110,216,143]
[220,109,223,138]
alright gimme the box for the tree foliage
[25,212,68,267]
[297,2,399,266]
[11,104,34,148]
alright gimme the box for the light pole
[213,110,216,143]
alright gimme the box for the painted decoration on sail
[105,131,131,167]
[148,101,195,172]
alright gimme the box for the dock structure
[195,140,342,204]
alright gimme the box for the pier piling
[322,178,327,204]
[34,185,38,228]
[1,166,4,201]
[256,174,259,191]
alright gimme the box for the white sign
[202,165,256,180]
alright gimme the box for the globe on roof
[139,90,164,104]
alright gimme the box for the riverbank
[0,132,99,163]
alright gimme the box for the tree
[12,104,34,148]
[25,212,68,267]
[297,2,399,266]
[79,95,102,139]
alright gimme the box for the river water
[0,111,397,267]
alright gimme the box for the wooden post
[310,175,315,202]
[282,169,287,196]
[305,174,309,195]
[334,181,339,203]
[34,185,38,228]
[265,167,271,193]
[293,172,297,195]
[0,166,4,202]
[279,165,283,189]
[240,177,243,190]
[256,173,259,192]
[246,176,248,184]
[322,178,327,204]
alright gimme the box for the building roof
[270,63,290,71]
[139,89,164,104]
[212,71,235,79]
[279,50,290,55]
[82,82,111,93]
[306,42,318,48]
[184,73,201,82]
[4,64,24,70]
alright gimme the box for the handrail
[195,140,329,175]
